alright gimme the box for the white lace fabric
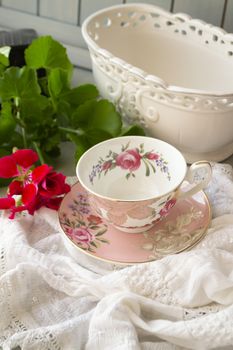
[0,163,233,350]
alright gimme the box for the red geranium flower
[38,171,70,198]
[0,149,70,219]
[0,149,38,178]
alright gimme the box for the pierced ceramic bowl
[82,3,233,163]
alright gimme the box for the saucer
[58,182,211,265]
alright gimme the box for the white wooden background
[0,0,232,71]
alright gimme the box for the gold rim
[58,182,212,266]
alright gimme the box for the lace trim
[0,275,61,350]
[184,305,233,347]
[0,247,5,274]
[183,302,225,320]
[122,263,179,304]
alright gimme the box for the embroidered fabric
[0,163,233,350]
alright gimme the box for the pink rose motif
[102,161,112,170]
[116,148,141,171]
[159,198,177,217]
[146,152,159,160]
[67,227,93,248]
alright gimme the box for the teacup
[76,136,212,233]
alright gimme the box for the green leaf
[61,84,99,107]
[90,241,98,248]
[143,159,150,177]
[87,100,122,137]
[96,227,108,235]
[0,177,11,188]
[38,76,49,96]
[148,159,156,173]
[95,231,105,237]
[0,102,16,143]
[68,134,90,161]
[25,36,73,74]
[8,131,24,149]
[56,101,71,128]
[97,238,109,244]
[0,148,13,187]
[74,142,90,161]
[57,100,72,117]
[48,68,70,98]
[121,124,145,136]
[72,99,122,137]
[40,131,61,152]
[20,95,50,122]
[0,147,11,157]
[0,66,41,100]
[0,35,145,168]
[86,129,112,146]
[71,99,96,127]
[0,52,9,67]
[0,52,9,77]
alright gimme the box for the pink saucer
[58,182,211,264]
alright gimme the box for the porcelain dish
[76,135,211,233]
[82,3,233,163]
[59,182,211,265]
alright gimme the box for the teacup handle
[177,161,212,200]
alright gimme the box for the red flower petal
[12,149,38,169]
[8,180,24,196]
[8,205,26,219]
[26,195,44,215]
[45,197,63,210]
[32,164,52,184]
[0,155,18,178]
[64,183,71,193]
[22,184,37,205]
[39,172,70,198]
[0,197,15,209]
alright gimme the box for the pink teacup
[76,136,212,233]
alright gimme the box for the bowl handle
[177,161,212,199]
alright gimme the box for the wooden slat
[65,43,92,69]
[223,0,233,33]
[80,0,123,24]
[1,0,37,14]
[126,0,171,11]
[0,7,86,47]
[39,0,79,25]
[0,7,92,69]
[173,0,225,27]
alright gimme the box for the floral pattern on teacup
[90,195,155,226]
[60,192,109,253]
[89,142,171,184]
[90,192,176,229]
[142,206,204,259]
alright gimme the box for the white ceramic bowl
[82,3,233,163]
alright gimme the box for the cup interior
[76,136,187,201]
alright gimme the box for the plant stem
[58,126,84,136]
[33,142,45,164]
[21,127,27,148]
[15,97,27,148]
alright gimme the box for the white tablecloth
[0,163,233,350]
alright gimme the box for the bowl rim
[82,2,233,97]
